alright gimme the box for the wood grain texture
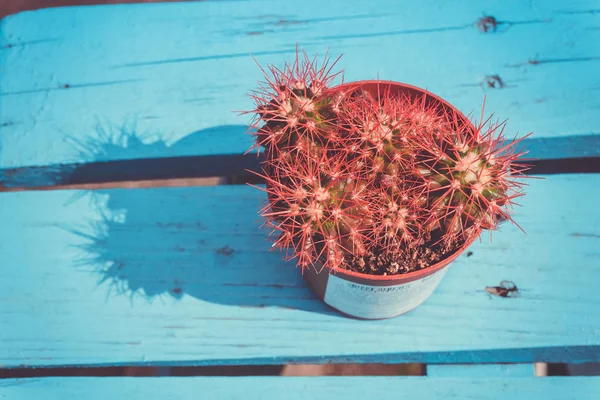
[0,174,599,367]
[2,377,600,400]
[1,0,599,169]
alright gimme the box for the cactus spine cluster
[245,51,528,275]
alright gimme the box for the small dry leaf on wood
[485,280,519,298]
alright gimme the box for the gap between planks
[2,135,600,192]
[3,156,600,193]
[0,177,228,192]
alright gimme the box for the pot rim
[314,79,479,283]
[330,79,472,124]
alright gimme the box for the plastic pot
[303,233,478,320]
[302,80,478,320]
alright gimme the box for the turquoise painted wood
[427,363,534,377]
[1,0,600,169]
[1,174,599,367]
[2,377,600,399]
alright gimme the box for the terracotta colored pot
[303,80,478,320]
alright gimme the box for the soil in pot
[343,237,457,276]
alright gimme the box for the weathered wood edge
[1,134,599,190]
[1,346,599,369]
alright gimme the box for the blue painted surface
[2,377,600,399]
[427,363,534,377]
[1,0,600,169]
[66,124,251,162]
[0,174,599,367]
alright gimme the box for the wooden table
[1,1,599,398]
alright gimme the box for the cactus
[245,50,528,275]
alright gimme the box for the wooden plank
[2,135,600,190]
[0,174,599,367]
[1,0,599,169]
[2,377,600,400]
[427,363,534,377]
[520,135,600,160]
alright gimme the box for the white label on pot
[323,268,449,319]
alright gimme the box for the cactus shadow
[66,124,336,316]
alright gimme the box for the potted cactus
[244,50,528,319]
